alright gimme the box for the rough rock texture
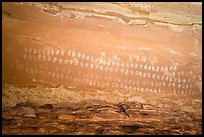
[2,101,202,135]
[2,2,202,135]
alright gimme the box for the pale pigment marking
[143,72,146,78]
[152,74,156,79]
[33,48,37,54]
[170,66,173,71]
[90,56,94,62]
[95,58,99,63]
[112,62,115,67]
[182,83,185,88]
[130,63,134,68]
[161,75,165,81]
[82,54,85,60]
[135,56,140,62]
[181,71,184,77]
[46,50,50,55]
[198,75,201,81]
[85,62,89,68]
[140,64,143,69]
[116,62,120,67]
[59,58,63,64]
[72,51,76,58]
[28,47,32,53]
[38,55,41,60]
[69,59,73,65]
[67,50,71,56]
[172,83,176,88]
[19,48,201,96]
[141,56,147,63]
[151,82,154,87]
[107,60,110,67]
[139,71,142,77]
[156,66,159,72]
[172,71,176,76]
[90,63,94,69]
[23,54,27,60]
[133,63,138,69]
[42,49,46,55]
[47,56,52,62]
[178,71,182,77]
[79,62,83,67]
[36,49,40,54]
[121,62,125,68]
[165,66,168,71]
[148,65,151,71]
[126,63,129,68]
[155,82,158,87]
[74,59,78,66]
[152,66,155,71]
[86,55,90,61]
[178,78,181,83]
[173,66,177,71]
[160,66,164,72]
[135,70,139,76]
[47,71,51,77]
[56,49,60,55]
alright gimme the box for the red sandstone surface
[2,2,202,135]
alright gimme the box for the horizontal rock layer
[2,101,202,135]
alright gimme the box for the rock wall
[2,2,202,135]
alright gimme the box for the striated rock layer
[2,101,202,135]
[2,2,202,135]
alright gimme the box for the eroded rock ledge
[2,100,202,135]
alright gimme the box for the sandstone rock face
[2,2,202,135]
[2,101,202,135]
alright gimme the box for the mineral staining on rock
[2,2,202,105]
[2,2,202,135]
[12,46,200,97]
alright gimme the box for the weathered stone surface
[2,2,202,135]
[58,114,76,120]
[21,107,36,118]
[2,101,202,135]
